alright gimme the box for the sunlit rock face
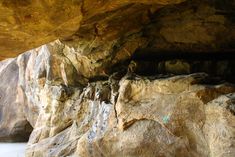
[0,40,234,156]
[24,70,235,157]
[0,0,235,156]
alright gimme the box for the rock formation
[0,0,235,157]
[0,0,186,60]
[0,58,33,142]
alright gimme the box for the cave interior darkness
[108,48,235,84]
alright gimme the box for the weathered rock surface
[0,0,235,156]
[1,38,235,155]
[0,0,186,60]
[0,58,33,142]
[1,0,235,60]
[24,72,235,157]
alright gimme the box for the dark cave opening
[0,120,33,142]
[109,49,235,83]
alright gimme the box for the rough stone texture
[1,0,235,60]
[0,0,186,60]
[145,0,235,52]
[0,0,235,156]
[1,39,235,155]
[24,72,235,157]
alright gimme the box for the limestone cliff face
[0,0,235,157]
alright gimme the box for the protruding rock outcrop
[0,0,235,156]
[1,39,235,156]
[24,72,235,157]
[0,0,186,59]
[1,0,235,60]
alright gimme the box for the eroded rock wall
[25,71,235,157]
[0,38,235,156]
[0,0,235,156]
